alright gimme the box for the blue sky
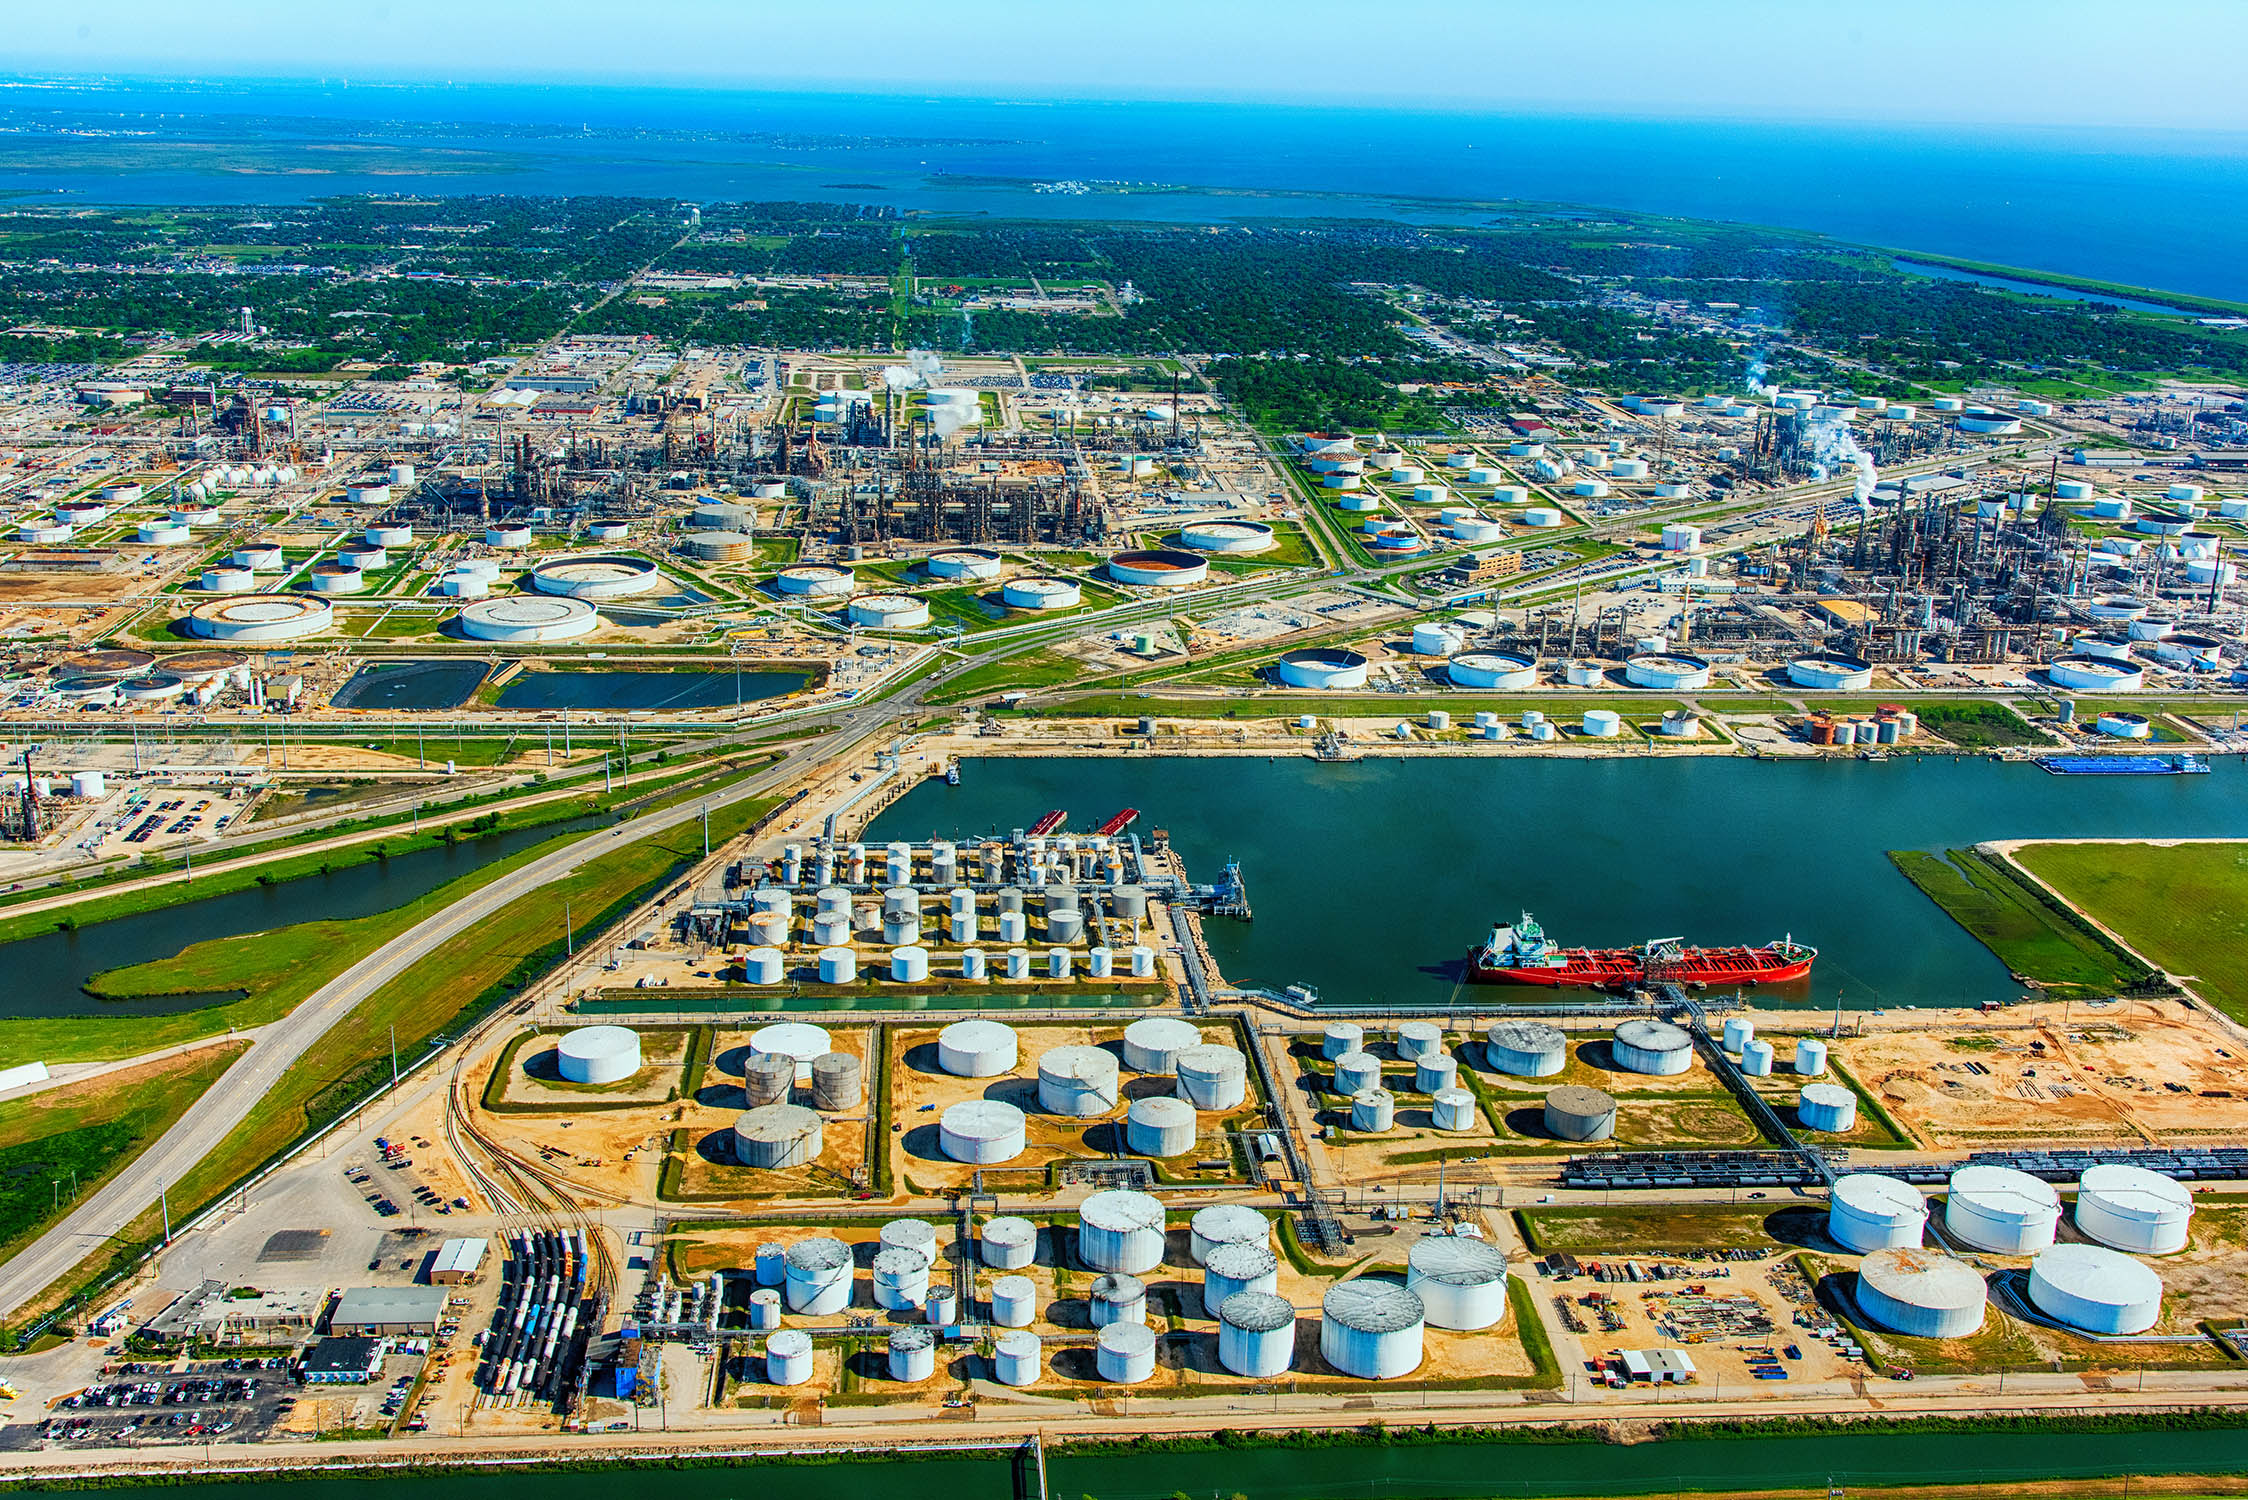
[10,0,2248,130]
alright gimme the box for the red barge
[1468,913,1816,988]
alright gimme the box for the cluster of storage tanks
[1317,1020,1478,1138]
[922,1017,1248,1165]
[724,1021,863,1169]
[746,1197,1507,1388]
[1825,1163,2190,1337]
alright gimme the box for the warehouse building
[330,1286,447,1337]
[298,1336,385,1384]
[430,1237,488,1285]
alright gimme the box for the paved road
[0,727,852,1321]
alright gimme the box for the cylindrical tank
[1612,1019,1694,1075]
[1542,1085,1616,1142]
[879,1219,938,1268]
[1089,1272,1147,1327]
[747,1288,780,1330]
[1350,1089,1396,1132]
[1047,947,1072,980]
[764,1329,814,1385]
[1201,1240,1279,1309]
[1046,909,1085,945]
[1722,1017,1755,1053]
[961,948,988,981]
[981,1217,1038,1270]
[754,1242,786,1286]
[1944,1166,2061,1254]
[886,1325,936,1381]
[1395,1021,1444,1060]
[889,945,930,983]
[2076,1164,2193,1254]
[1798,1083,1858,1132]
[810,1052,863,1111]
[1320,1282,1423,1379]
[1218,1291,1296,1377]
[1175,1045,1249,1109]
[741,1052,795,1108]
[782,1238,852,1314]
[990,1274,1038,1328]
[1332,1050,1382,1095]
[925,1285,957,1327]
[992,1328,1042,1385]
[1078,1188,1166,1273]
[743,947,786,985]
[2029,1243,2164,1334]
[1828,1174,1927,1252]
[1407,1235,1511,1331]
[1795,1038,1829,1076]
[1038,1045,1121,1115]
[1122,1017,1202,1074]
[941,1100,1027,1164]
[1189,1204,1268,1264]
[1096,1321,1157,1384]
[1321,1022,1364,1060]
[1482,1021,1568,1077]
[817,947,857,984]
[1431,1087,1476,1130]
[872,1247,931,1310]
[1740,1039,1776,1076]
[1855,1248,1987,1339]
[1126,1096,1198,1157]
[810,912,851,946]
[734,1105,823,1168]
[997,910,1028,943]
[556,1025,641,1085]
[1414,1053,1458,1094]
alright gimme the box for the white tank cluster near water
[1611,1019,1694,1075]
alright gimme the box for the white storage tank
[1217,1290,1296,1377]
[743,947,785,985]
[1798,1083,1857,1133]
[981,1217,1039,1270]
[1096,1321,1157,1384]
[1721,1017,1755,1053]
[1795,1038,1829,1076]
[872,1247,931,1311]
[1321,1022,1364,1060]
[1543,1085,1616,1142]
[890,945,930,983]
[941,1100,1027,1164]
[936,1019,1017,1077]
[747,1289,780,1330]
[1127,1096,1198,1157]
[754,1243,786,1286]
[1407,1235,1510,1330]
[1078,1189,1166,1273]
[555,1025,640,1085]
[1447,652,1538,690]
[1332,1051,1382,1096]
[878,1219,937,1269]
[1089,1272,1147,1327]
[1202,1241,1279,1309]
[1412,621,1465,657]
[2029,1243,2164,1334]
[1190,1204,1269,1265]
[1122,1017,1202,1074]
[992,1328,1042,1385]
[886,1326,936,1382]
[1944,1165,2062,1254]
[1583,709,1621,738]
[1320,1281,1423,1379]
[1483,1021,1567,1077]
[1350,1089,1396,1132]
[1038,1045,1120,1116]
[1740,1039,1776,1077]
[782,1238,853,1314]
[820,946,860,984]
[1395,1021,1444,1060]
[990,1275,1038,1328]
[1855,1248,1988,1339]
[1175,1044,1248,1110]
[2076,1164,2193,1254]
[764,1329,814,1385]
[1414,1053,1458,1094]
[734,1105,823,1169]
[1612,1019,1694,1075]
[750,1021,833,1083]
[1828,1174,1926,1252]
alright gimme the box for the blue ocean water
[6,75,2247,300]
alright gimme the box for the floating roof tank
[1218,1290,1296,1377]
[2075,1164,2193,1254]
[1406,1235,1510,1331]
[1944,1165,2061,1254]
[2029,1243,2164,1334]
[1320,1281,1424,1379]
[1855,1248,1987,1339]
[555,1025,639,1085]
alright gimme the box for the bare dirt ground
[673,1026,877,1201]
[495,1030,691,1109]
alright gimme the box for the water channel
[0,814,607,1018]
[870,754,2248,1009]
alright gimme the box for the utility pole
[389,1025,399,1091]
[701,802,709,858]
[161,1186,171,1244]
[565,900,574,957]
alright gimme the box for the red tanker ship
[1467,912,1815,988]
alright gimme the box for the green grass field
[1890,847,2150,998]
[2014,841,2248,1021]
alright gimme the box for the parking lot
[0,1359,297,1451]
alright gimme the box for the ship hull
[1466,946,1815,988]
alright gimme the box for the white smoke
[930,403,976,440]
[881,349,945,391]
[1808,408,1879,510]
[1743,352,1779,402]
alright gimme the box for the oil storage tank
[1828,1174,1926,1252]
[2029,1243,2164,1334]
[2076,1164,2193,1253]
[782,1237,852,1314]
[1037,1045,1120,1115]
[1798,1083,1858,1132]
[1202,1241,1279,1308]
[1122,1017,1201,1074]
[886,1326,936,1382]
[1126,1096,1197,1157]
[1190,1205,1269,1264]
[764,1330,813,1385]
[1396,1021,1444,1060]
[1406,1236,1510,1330]
[1431,1088,1476,1130]
[1320,1282,1424,1379]
[992,1329,1042,1385]
[556,1025,640,1085]
[1944,1166,2061,1253]
[1543,1085,1616,1142]
[1176,1044,1248,1109]
[1275,648,1369,689]
[1078,1189,1166,1273]
[1321,1022,1364,1060]
[938,1019,1018,1077]
[872,1248,931,1311]
[740,1052,794,1108]
[1855,1248,1987,1338]
[734,1105,823,1168]
[1484,1021,1567,1077]
[810,1052,863,1111]
[1332,1050,1381,1096]
[1350,1089,1396,1132]
[879,1219,938,1268]
[981,1217,1038,1270]
[1089,1273,1147,1327]
[990,1275,1037,1328]
[749,1021,833,1083]
[941,1100,1027,1164]
[1612,1019,1693,1075]
[1218,1291,1296,1377]
[1096,1322,1157,1384]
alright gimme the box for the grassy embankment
[4,792,777,1334]
[0,1044,243,1268]
[1889,847,2156,1001]
[2013,841,2248,1023]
